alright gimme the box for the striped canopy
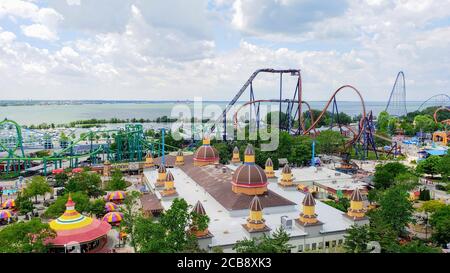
[105,202,118,212]
[0,210,13,220]
[2,199,15,209]
[105,191,126,201]
[52,169,64,175]
[102,212,123,223]
[72,168,83,173]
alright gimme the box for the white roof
[143,165,351,247]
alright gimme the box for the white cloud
[0,0,63,40]
[21,24,58,41]
[0,0,449,102]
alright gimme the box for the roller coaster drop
[0,120,182,177]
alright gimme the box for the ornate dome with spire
[193,137,220,166]
[232,144,268,195]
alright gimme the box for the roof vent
[281,216,293,230]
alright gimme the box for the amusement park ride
[1,68,448,178]
[0,120,182,177]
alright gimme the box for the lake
[0,101,425,126]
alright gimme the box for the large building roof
[154,155,294,210]
[144,163,352,247]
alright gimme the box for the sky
[0,0,449,101]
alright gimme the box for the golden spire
[245,196,267,231]
[161,171,177,197]
[244,144,255,163]
[299,192,318,225]
[175,149,184,166]
[265,158,275,178]
[347,188,366,219]
[279,164,294,187]
[231,146,240,163]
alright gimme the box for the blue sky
[0,0,449,101]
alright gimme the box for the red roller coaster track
[233,85,368,147]
[434,106,450,125]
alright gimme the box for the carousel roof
[265,158,273,167]
[233,146,239,154]
[177,150,184,156]
[48,195,111,246]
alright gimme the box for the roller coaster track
[0,120,185,176]
[210,68,302,139]
[417,94,450,112]
[434,106,450,125]
[232,99,317,134]
[385,71,407,117]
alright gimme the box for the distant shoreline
[0,99,423,107]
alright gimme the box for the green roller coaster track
[0,120,189,177]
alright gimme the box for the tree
[107,169,128,191]
[419,189,431,201]
[89,199,106,218]
[376,111,390,133]
[395,240,441,253]
[343,224,371,253]
[131,198,209,253]
[288,135,312,166]
[54,173,69,187]
[24,176,52,203]
[0,218,56,253]
[159,198,199,252]
[373,162,409,189]
[65,172,104,197]
[233,227,292,253]
[419,200,446,214]
[120,191,142,252]
[15,192,34,215]
[213,142,232,165]
[416,156,442,178]
[133,216,169,253]
[429,205,450,245]
[315,130,345,155]
[414,115,435,132]
[376,184,414,236]
[438,155,450,181]
[43,192,90,219]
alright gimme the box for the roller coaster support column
[223,111,227,141]
[311,140,316,167]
